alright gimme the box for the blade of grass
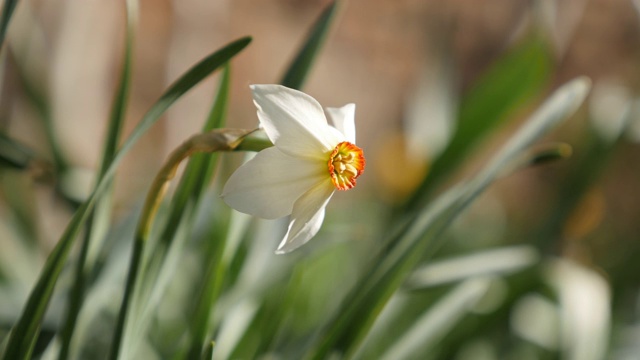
[406,245,540,289]
[109,129,258,360]
[10,49,69,182]
[202,341,215,360]
[0,36,251,360]
[0,135,49,244]
[183,215,230,360]
[183,66,231,359]
[0,133,36,170]
[279,0,339,89]
[379,278,491,360]
[306,77,591,359]
[548,260,610,360]
[406,35,553,211]
[0,0,19,50]
[57,1,138,359]
[0,173,37,244]
[535,126,630,251]
[435,271,545,359]
[124,65,231,358]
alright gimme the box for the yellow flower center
[328,141,365,190]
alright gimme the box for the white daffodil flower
[222,84,365,254]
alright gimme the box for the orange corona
[328,141,365,190]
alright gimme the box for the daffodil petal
[251,84,344,160]
[221,147,326,219]
[275,180,335,254]
[325,103,356,143]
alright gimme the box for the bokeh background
[2,0,640,359]
[4,0,640,240]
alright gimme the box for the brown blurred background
[2,0,640,257]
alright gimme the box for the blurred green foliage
[1,1,639,360]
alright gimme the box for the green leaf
[0,36,251,360]
[379,278,491,360]
[0,134,35,170]
[535,121,630,249]
[202,341,215,360]
[280,1,339,89]
[116,65,231,360]
[184,65,231,359]
[407,35,553,210]
[0,171,39,246]
[0,0,18,50]
[110,129,255,360]
[10,50,69,178]
[406,245,540,289]
[0,135,48,243]
[57,1,138,359]
[305,77,591,359]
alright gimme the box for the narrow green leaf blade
[11,50,69,177]
[115,37,250,164]
[0,36,251,360]
[280,1,339,90]
[98,0,138,177]
[406,245,540,289]
[0,0,19,50]
[408,36,553,209]
[306,77,590,359]
[0,133,36,170]
[379,278,491,360]
[110,129,254,360]
[58,1,138,358]
[126,65,231,358]
[535,115,631,248]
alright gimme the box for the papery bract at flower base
[222,84,365,254]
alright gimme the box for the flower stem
[109,128,267,360]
